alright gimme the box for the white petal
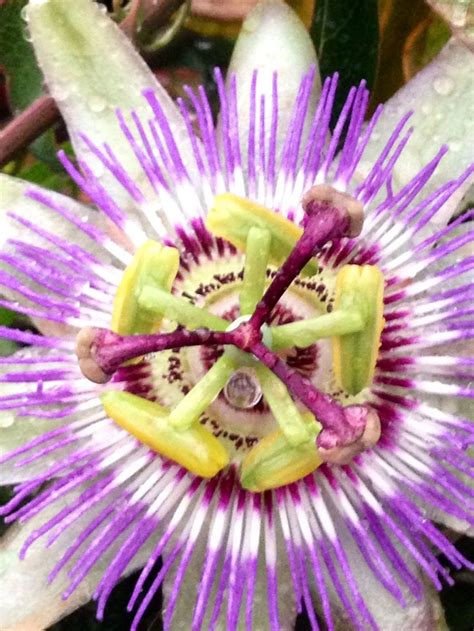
[325,510,447,631]
[0,346,76,484]
[0,496,152,630]
[227,0,321,161]
[361,38,474,226]
[0,173,116,335]
[0,173,106,253]
[26,0,198,208]
[337,548,446,631]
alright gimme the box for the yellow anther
[112,240,179,335]
[332,265,385,395]
[240,414,322,492]
[206,193,318,276]
[102,391,229,478]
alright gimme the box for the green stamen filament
[255,365,311,446]
[139,286,228,331]
[271,310,365,350]
[206,193,318,276]
[169,354,237,431]
[239,226,271,316]
[333,265,385,395]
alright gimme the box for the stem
[0,96,59,167]
[139,286,228,331]
[139,1,191,52]
[191,0,259,20]
[250,204,350,329]
[93,327,232,376]
[121,0,185,38]
[169,354,236,430]
[271,310,364,350]
[251,341,355,443]
[239,227,271,316]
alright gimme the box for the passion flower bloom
[0,1,473,630]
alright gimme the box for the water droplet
[433,75,454,96]
[224,368,262,409]
[0,413,14,429]
[88,94,106,113]
[20,5,29,22]
[421,103,432,116]
[89,159,105,178]
[54,84,70,102]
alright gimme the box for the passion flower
[0,1,472,630]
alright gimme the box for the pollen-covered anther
[112,239,180,336]
[75,326,111,384]
[302,184,364,238]
[317,406,381,465]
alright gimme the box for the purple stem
[250,201,350,328]
[94,328,233,376]
[250,341,354,444]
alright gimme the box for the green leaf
[0,0,40,112]
[15,160,76,193]
[0,307,15,328]
[310,0,379,122]
[0,0,58,165]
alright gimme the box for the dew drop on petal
[88,94,107,113]
[449,139,462,152]
[90,160,105,178]
[432,75,455,96]
[54,84,70,102]
[0,412,14,429]
[421,103,432,116]
[224,368,262,409]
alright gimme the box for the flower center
[76,186,384,491]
